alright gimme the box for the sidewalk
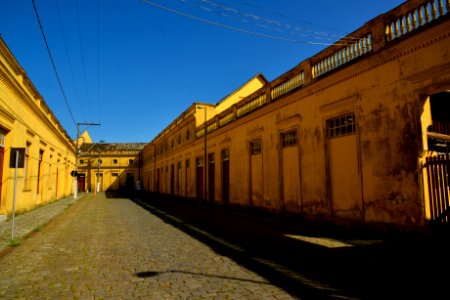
[0,193,85,253]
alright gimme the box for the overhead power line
[75,0,93,121]
[194,0,360,42]
[55,0,86,121]
[141,0,347,46]
[31,0,77,128]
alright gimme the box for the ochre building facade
[141,0,450,229]
[77,137,145,193]
[0,38,76,219]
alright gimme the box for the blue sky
[1,0,405,143]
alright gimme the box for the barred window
[281,130,297,148]
[0,128,6,147]
[196,157,204,167]
[327,113,356,138]
[250,140,262,155]
[222,149,230,161]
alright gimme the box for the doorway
[221,149,230,204]
[326,113,362,219]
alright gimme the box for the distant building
[142,0,450,229]
[77,134,145,193]
[0,38,76,219]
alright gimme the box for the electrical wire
[229,0,353,36]
[96,0,101,124]
[55,0,86,121]
[141,0,347,46]
[75,0,93,121]
[178,0,334,42]
[196,0,361,42]
[31,0,77,128]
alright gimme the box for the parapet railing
[312,35,373,78]
[386,0,449,41]
[156,0,449,146]
[237,93,268,118]
[271,72,305,100]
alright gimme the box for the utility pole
[74,122,100,199]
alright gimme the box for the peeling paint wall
[142,9,450,228]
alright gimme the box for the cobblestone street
[1,192,449,299]
[0,193,294,299]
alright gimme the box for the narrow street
[0,193,293,299]
[0,192,448,299]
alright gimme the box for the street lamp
[197,106,207,201]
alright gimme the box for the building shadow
[128,192,449,299]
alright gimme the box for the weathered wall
[141,2,450,228]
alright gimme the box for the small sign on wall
[9,148,25,168]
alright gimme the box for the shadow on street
[107,190,450,299]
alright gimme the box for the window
[79,159,84,164]
[281,130,297,148]
[178,161,182,169]
[326,113,356,138]
[178,134,181,144]
[97,159,102,165]
[250,140,262,155]
[171,139,174,149]
[0,128,6,147]
[186,129,191,141]
[37,150,43,193]
[111,172,119,177]
[186,158,190,168]
[222,149,230,161]
[128,159,134,165]
[113,159,118,164]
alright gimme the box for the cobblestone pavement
[0,193,84,252]
[0,193,295,299]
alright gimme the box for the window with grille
[222,149,230,161]
[0,129,6,147]
[281,130,297,148]
[250,140,262,155]
[326,113,356,138]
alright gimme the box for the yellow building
[77,135,145,193]
[142,0,450,229]
[0,37,76,219]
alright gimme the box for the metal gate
[424,154,450,223]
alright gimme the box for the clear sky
[1,0,405,143]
